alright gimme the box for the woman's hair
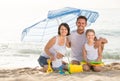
[86,29,97,40]
[58,23,70,36]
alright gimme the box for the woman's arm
[44,36,56,60]
[66,37,71,48]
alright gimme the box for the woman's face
[86,32,95,41]
[60,26,68,36]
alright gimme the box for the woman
[38,23,70,72]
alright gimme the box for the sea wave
[96,29,120,37]
[103,51,120,59]
[0,42,120,60]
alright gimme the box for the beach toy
[81,61,104,66]
[90,61,102,64]
[68,64,83,73]
[90,61,104,66]
[46,59,53,73]
[58,66,65,74]
[81,61,87,65]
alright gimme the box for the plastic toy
[58,66,65,74]
[81,61,104,66]
[46,59,53,73]
[68,64,83,73]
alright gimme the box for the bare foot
[33,66,46,72]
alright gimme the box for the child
[82,29,103,72]
[52,48,67,73]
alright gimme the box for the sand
[0,62,120,81]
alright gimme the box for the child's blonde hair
[86,29,97,41]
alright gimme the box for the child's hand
[56,52,64,59]
[96,59,101,62]
[50,55,55,61]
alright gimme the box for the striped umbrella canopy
[21,7,99,49]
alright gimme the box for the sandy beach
[0,62,120,81]
[0,43,119,81]
[0,0,120,81]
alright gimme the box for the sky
[0,0,120,43]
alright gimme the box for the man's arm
[94,37,108,52]
[96,45,102,61]
[99,37,108,44]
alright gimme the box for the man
[68,16,107,65]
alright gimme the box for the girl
[82,29,103,72]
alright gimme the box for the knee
[83,64,90,71]
[71,60,80,65]
[93,66,102,72]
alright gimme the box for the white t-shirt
[52,57,63,68]
[52,46,67,68]
[84,43,98,61]
[68,30,87,61]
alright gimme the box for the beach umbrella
[21,7,99,49]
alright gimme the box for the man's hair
[76,16,87,22]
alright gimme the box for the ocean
[0,8,120,69]
[93,8,120,59]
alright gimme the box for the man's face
[76,18,87,32]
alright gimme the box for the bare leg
[41,65,48,72]
[93,66,102,72]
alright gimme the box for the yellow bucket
[68,64,83,73]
